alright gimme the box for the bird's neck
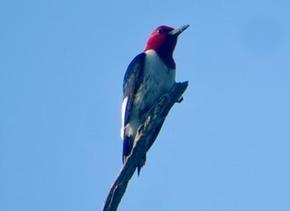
[156,50,176,69]
[144,37,176,69]
[144,49,176,69]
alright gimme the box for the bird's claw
[177,96,183,103]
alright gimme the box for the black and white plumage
[120,25,189,174]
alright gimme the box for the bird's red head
[144,25,189,68]
[145,26,176,54]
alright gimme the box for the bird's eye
[157,29,165,34]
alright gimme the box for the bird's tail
[137,155,146,176]
[123,132,146,176]
[122,135,132,163]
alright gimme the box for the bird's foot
[177,96,183,103]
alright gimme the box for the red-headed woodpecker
[121,25,189,174]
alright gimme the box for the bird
[121,25,189,174]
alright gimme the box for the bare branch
[103,81,189,211]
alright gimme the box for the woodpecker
[121,25,189,174]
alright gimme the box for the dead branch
[103,81,189,211]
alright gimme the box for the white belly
[134,50,175,117]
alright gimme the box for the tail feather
[122,128,147,176]
[137,155,146,176]
[122,136,132,163]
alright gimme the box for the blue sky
[1,0,290,210]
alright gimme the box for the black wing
[122,53,146,161]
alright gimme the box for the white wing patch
[120,97,128,140]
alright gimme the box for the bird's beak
[169,24,190,36]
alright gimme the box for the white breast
[133,50,176,114]
[144,49,175,90]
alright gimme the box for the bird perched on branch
[121,25,189,174]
